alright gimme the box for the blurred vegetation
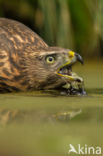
[0,0,103,58]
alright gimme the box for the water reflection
[0,107,82,125]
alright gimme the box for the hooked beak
[75,53,84,64]
[68,51,84,65]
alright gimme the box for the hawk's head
[24,46,83,90]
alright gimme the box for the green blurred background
[0,1,103,156]
[0,0,103,58]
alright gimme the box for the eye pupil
[49,57,53,61]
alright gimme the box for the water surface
[0,61,103,156]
